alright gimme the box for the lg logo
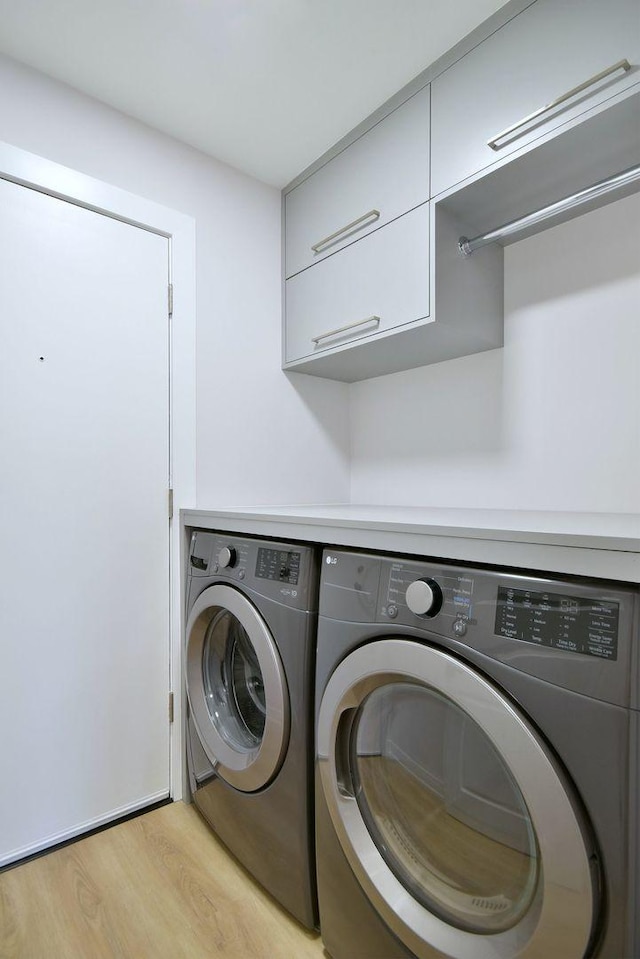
[325,555,338,565]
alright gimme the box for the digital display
[255,548,300,585]
[495,587,619,660]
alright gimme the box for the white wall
[0,53,350,507]
[3,52,636,517]
[350,193,640,513]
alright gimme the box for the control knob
[405,578,442,617]
[217,546,237,569]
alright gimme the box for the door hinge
[168,691,174,723]
[168,488,174,520]
[168,283,174,318]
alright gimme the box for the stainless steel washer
[185,532,319,928]
[315,548,639,958]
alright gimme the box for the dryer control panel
[383,561,471,629]
[319,548,639,708]
[495,585,619,661]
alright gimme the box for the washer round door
[186,584,289,792]
[317,639,598,959]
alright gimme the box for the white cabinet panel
[285,203,430,364]
[431,0,640,197]
[285,85,430,279]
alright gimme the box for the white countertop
[181,505,640,583]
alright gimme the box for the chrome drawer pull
[487,58,631,150]
[312,315,380,345]
[311,209,380,253]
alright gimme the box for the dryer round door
[186,584,289,792]
[317,639,598,959]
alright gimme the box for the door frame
[0,138,196,801]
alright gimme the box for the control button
[238,568,246,580]
[218,546,237,569]
[387,604,398,619]
[405,578,442,617]
[453,618,468,637]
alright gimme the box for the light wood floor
[0,801,327,958]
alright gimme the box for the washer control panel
[188,531,316,609]
[255,546,300,586]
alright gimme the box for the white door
[0,177,171,866]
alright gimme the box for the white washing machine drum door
[317,639,598,959]
[186,584,289,792]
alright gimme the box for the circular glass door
[186,585,289,792]
[352,682,539,935]
[202,607,266,750]
[317,639,597,959]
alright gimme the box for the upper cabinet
[285,85,430,279]
[282,79,504,381]
[282,0,640,382]
[431,0,640,197]
[285,203,430,371]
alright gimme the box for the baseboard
[0,791,170,872]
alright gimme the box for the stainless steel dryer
[185,531,319,929]
[315,548,639,959]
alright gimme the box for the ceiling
[0,0,511,187]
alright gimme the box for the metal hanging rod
[458,164,640,256]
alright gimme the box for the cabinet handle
[487,58,631,151]
[311,209,381,253]
[312,315,380,345]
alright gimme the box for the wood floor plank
[0,801,326,959]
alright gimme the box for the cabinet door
[431,0,640,197]
[285,203,430,364]
[285,85,430,279]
